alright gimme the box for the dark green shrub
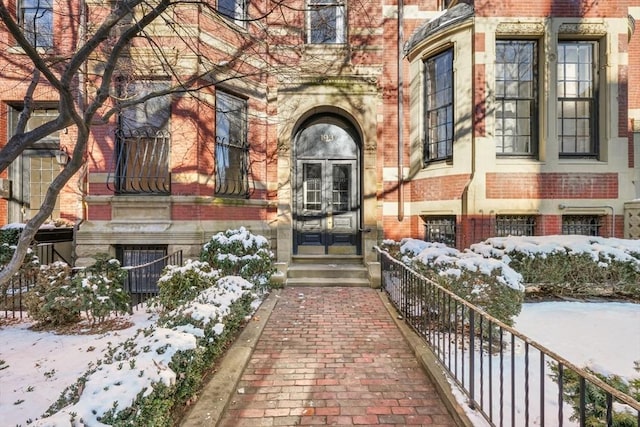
[550,362,640,427]
[200,227,274,290]
[74,255,131,325]
[156,260,219,311]
[383,238,524,326]
[25,255,130,327]
[24,262,82,326]
[477,238,640,300]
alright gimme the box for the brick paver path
[217,287,457,426]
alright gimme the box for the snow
[0,275,257,426]
[1,235,639,425]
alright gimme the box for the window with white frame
[424,49,454,164]
[215,91,249,197]
[557,41,597,157]
[110,79,171,194]
[218,0,246,26]
[307,0,346,44]
[18,0,53,48]
[495,40,538,156]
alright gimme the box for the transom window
[495,40,537,156]
[495,215,536,237]
[557,41,597,157]
[218,0,246,26]
[424,49,454,164]
[18,0,53,48]
[215,91,250,197]
[307,0,346,44]
[423,215,456,247]
[109,79,172,195]
[562,215,600,236]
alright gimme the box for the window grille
[116,245,167,298]
[495,215,536,237]
[562,215,601,236]
[215,91,250,197]
[19,0,53,48]
[495,40,537,156]
[424,216,456,247]
[108,126,171,194]
[307,0,346,44]
[557,41,597,157]
[424,49,454,164]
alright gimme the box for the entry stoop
[286,255,371,287]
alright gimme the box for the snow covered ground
[1,233,639,425]
[1,298,638,425]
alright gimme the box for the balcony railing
[375,247,640,427]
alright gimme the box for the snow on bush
[33,276,257,426]
[383,238,524,325]
[200,227,275,288]
[470,235,640,299]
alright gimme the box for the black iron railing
[123,250,183,306]
[376,247,640,427]
[1,270,37,319]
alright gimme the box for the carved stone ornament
[496,22,545,36]
[365,139,377,152]
[558,23,606,36]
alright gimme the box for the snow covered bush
[25,255,130,327]
[24,262,81,326]
[383,238,524,325]
[38,276,259,426]
[471,236,640,300]
[74,255,131,326]
[200,227,275,290]
[156,260,220,311]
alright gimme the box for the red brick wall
[475,0,625,18]
[486,173,619,199]
[411,174,471,201]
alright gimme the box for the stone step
[291,255,363,265]
[285,277,371,287]
[287,263,368,279]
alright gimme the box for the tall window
[557,41,597,157]
[495,40,537,156]
[424,49,453,164]
[8,107,61,222]
[19,0,53,48]
[215,91,249,197]
[109,80,171,194]
[307,0,346,44]
[218,0,246,26]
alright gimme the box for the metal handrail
[122,250,183,306]
[375,246,640,426]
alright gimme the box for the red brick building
[1,0,639,271]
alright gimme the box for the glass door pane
[303,163,322,212]
[332,164,350,213]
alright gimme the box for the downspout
[397,0,404,221]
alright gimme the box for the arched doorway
[293,115,361,255]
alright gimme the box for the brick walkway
[217,287,457,426]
